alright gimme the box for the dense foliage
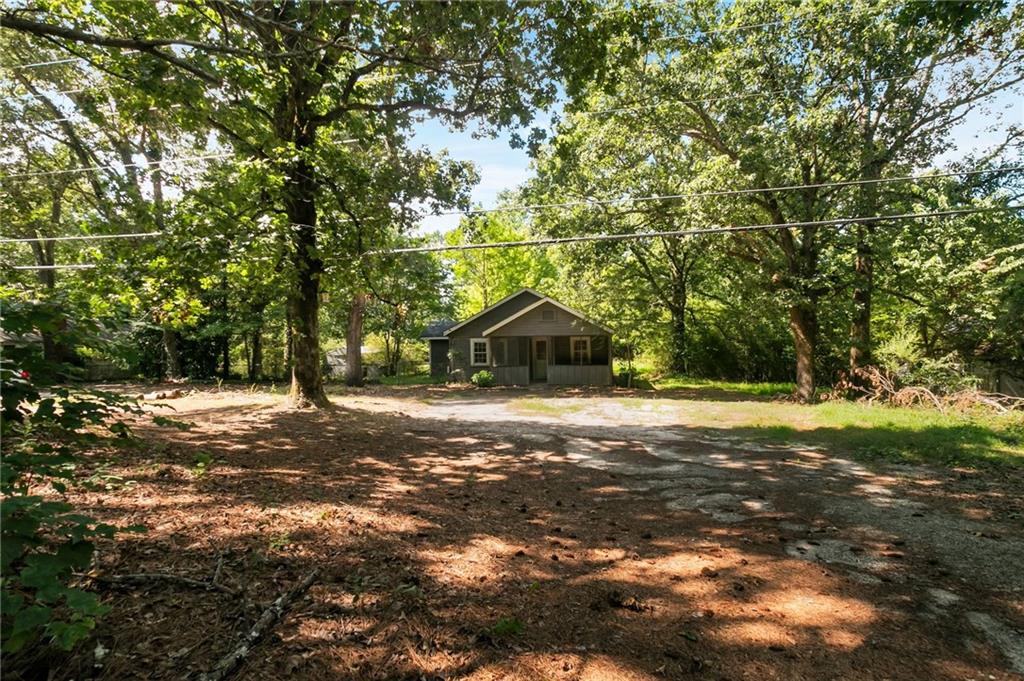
[0,0,1020,398]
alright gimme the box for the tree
[2,0,615,407]
[536,0,1022,400]
[364,250,453,377]
[446,210,557,316]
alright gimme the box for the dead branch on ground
[198,569,318,681]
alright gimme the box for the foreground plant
[0,294,153,655]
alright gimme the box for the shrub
[876,328,979,394]
[470,370,495,388]
[0,293,157,655]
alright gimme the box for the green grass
[516,388,1024,468]
[650,375,795,396]
[511,397,587,416]
[720,400,1024,468]
[378,373,445,386]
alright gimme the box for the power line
[27,103,185,125]
[0,152,235,179]
[3,57,86,70]
[574,55,992,117]
[0,232,161,244]
[2,166,1017,244]
[2,73,393,102]
[370,206,1022,255]
[2,87,92,102]
[10,263,97,270]
[434,166,1024,216]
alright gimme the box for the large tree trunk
[284,151,329,408]
[849,224,873,376]
[789,303,818,402]
[392,336,403,376]
[249,327,263,382]
[668,275,688,374]
[345,292,367,387]
[33,187,73,365]
[162,327,182,379]
[221,334,230,380]
[850,151,882,379]
[31,229,62,363]
[285,308,293,377]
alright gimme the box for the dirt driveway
[348,388,1024,670]
[50,386,1024,680]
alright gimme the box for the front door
[532,337,548,381]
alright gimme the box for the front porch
[472,335,613,386]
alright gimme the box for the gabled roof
[420,319,457,339]
[481,295,614,336]
[442,288,544,336]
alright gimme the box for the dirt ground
[35,385,1024,680]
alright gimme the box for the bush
[470,370,495,388]
[0,292,158,656]
[876,328,979,394]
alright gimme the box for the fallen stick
[212,553,225,587]
[199,569,318,681]
[88,572,240,596]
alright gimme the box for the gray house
[421,289,613,386]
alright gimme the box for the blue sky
[409,117,544,233]
[409,86,1021,235]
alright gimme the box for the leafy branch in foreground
[0,292,171,655]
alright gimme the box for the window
[541,309,556,322]
[571,336,591,365]
[470,338,490,366]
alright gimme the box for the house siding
[447,290,544,339]
[428,339,449,377]
[484,301,607,337]
[548,365,612,385]
[493,366,530,385]
[448,291,543,377]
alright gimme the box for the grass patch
[510,398,587,417]
[651,375,795,397]
[757,401,1024,468]
[662,397,1024,468]
[378,373,446,386]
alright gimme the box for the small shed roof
[420,319,457,339]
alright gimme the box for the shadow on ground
[22,390,1024,681]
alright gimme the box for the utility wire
[2,73,393,102]
[10,264,97,270]
[0,232,161,244]
[3,57,86,70]
[9,206,1017,268]
[370,206,1022,255]
[434,166,1024,216]
[0,152,234,179]
[2,166,1018,244]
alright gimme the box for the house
[421,289,613,386]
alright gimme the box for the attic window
[541,309,556,322]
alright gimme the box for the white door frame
[531,336,550,381]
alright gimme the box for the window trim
[540,309,556,322]
[470,338,490,366]
[570,335,591,365]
